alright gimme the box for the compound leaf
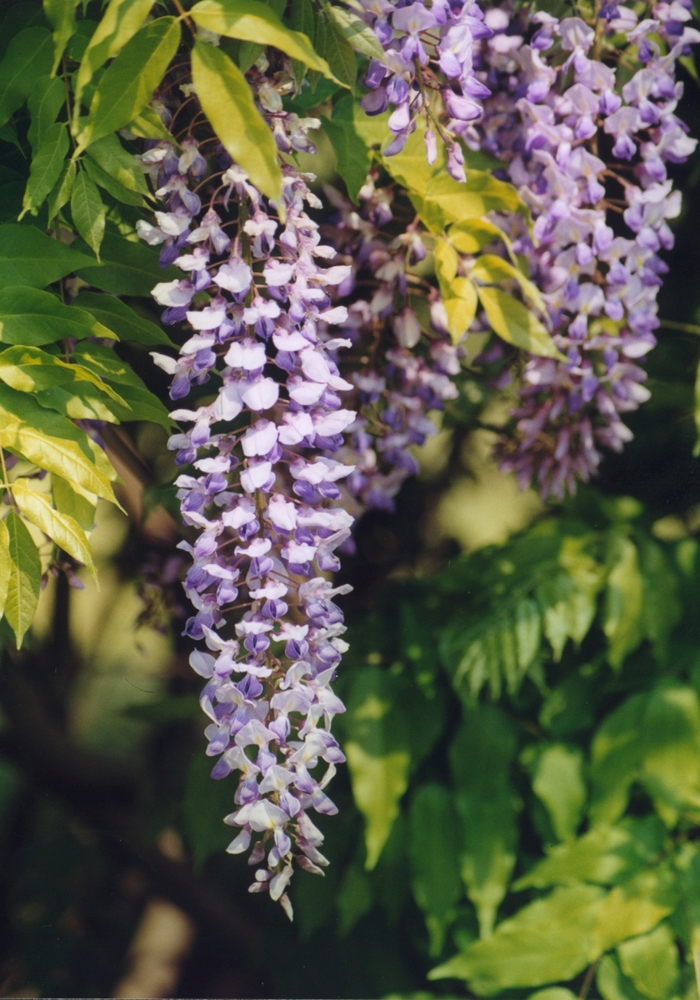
[4,510,41,648]
[11,478,95,576]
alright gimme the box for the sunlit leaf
[52,474,96,531]
[4,509,42,648]
[471,254,546,316]
[617,923,679,1000]
[323,3,386,61]
[0,518,10,623]
[478,286,563,360]
[0,345,124,401]
[191,40,282,205]
[604,534,644,671]
[11,478,95,576]
[526,743,587,843]
[591,865,678,954]
[77,16,181,151]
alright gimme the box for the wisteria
[132,0,700,914]
[357,0,494,179]
[138,98,360,915]
[468,3,699,498]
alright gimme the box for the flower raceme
[138,0,698,911]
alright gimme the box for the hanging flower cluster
[138,100,359,916]
[324,174,462,514]
[468,4,699,498]
[358,0,494,179]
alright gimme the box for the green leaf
[26,75,65,153]
[604,534,645,670]
[84,133,149,198]
[323,3,386,61]
[11,478,95,576]
[409,785,464,957]
[429,884,605,993]
[342,668,411,871]
[514,817,665,890]
[0,224,98,290]
[83,155,146,207]
[590,693,647,827]
[72,340,151,390]
[0,345,124,399]
[597,954,651,1000]
[4,509,42,648]
[72,292,174,346]
[183,751,235,870]
[35,382,127,421]
[46,159,76,222]
[43,0,79,74]
[77,17,181,152]
[191,40,282,205]
[617,923,679,1000]
[70,168,105,257]
[73,230,179,296]
[638,537,680,663]
[52,473,95,530]
[73,0,155,116]
[20,121,69,219]
[125,105,173,143]
[449,707,518,938]
[0,384,118,503]
[94,380,172,429]
[0,28,54,129]
[478,287,563,360]
[190,0,343,85]
[592,865,678,954]
[528,992,578,1000]
[0,286,115,346]
[528,743,587,843]
[322,19,357,91]
[337,863,374,936]
[0,518,10,622]
[288,0,316,84]
[471,253,547,316]
[322,114,372,204]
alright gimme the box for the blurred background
[0,37,700,1000]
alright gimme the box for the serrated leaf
[429,885,605,992]
[11,478,95,576]
[4,510,41,648]
[52,474,95,530]
[323,19,356,91]
[0,224,98,291]
[324,3,386,61]
[46,159,76,222]
[191,40,282,205]
[43,0,79,73]
[27,75,65,153]
[20,121,69,219]
[74,0,154,117]
[77,17,181,152]
[73,230,179,296]
[322,114,372,204]
[409,785,463,957]
[0,518,10,621]
[0,383,118,503]
[478,286,563,360]
[0,28,54,129]
[190,0,343,85]
[449,707,518,938]
[71,168,105,257]
[0,287,116,346]
[72,291,174,346]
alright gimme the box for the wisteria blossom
[467,3,699,498]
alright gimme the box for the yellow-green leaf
[0,518,10,621]
[73,0,154,117]
[449,218,514,257]
[323,3,386,61]
[43,0,80,74]
[0,345,126,402]
[11,478,95,576]
[191,40,282,204]
[472,253,547,315]
[478,286,564,360]
[52,474,96,531]
[4,509,41,648]
[190,0,343,86]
